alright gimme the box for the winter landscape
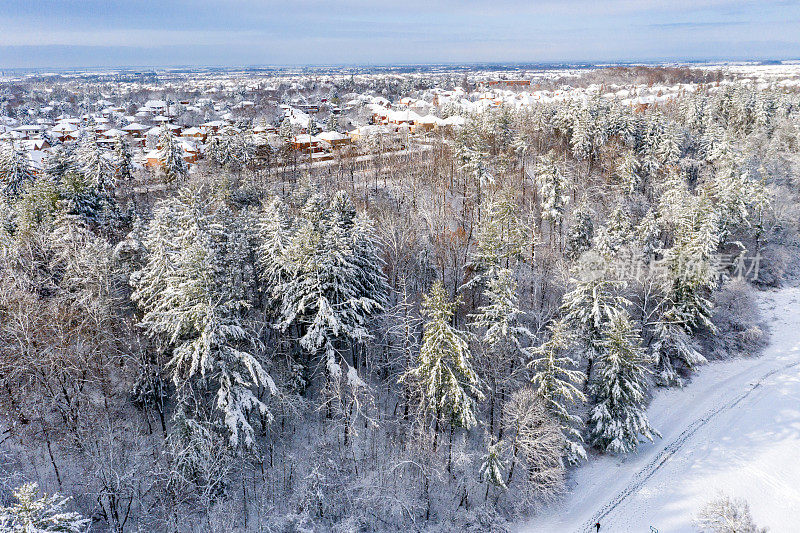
[2,2,800,533]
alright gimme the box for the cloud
[0,0,798,67]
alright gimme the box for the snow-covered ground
[522,285,800,533]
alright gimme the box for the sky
[0,0,799,69]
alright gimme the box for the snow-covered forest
[1,65,799,532]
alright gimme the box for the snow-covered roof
[122,123,148,131]
[317,131,349,142]
[101,128,127,137]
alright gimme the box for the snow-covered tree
[587,309,658,454]
[479,441,507,489]
[112,136,134,183]
[76,130,113,193]
[470,268,532,433]
[257,197,294,313]
[694,494,767,533]
[0,142,35,199]
[275,192,387,382]
[651,312,707,387]
[502,388,565,501]
[403,280,483,430]
[565,205,594,261]
[561,259,630,380]
[529,318,587,463]
[326,113,340,132]
[0,482,89,532]
[466,190,529,289]
[536,154,569,232]
[156,126,188,184]
[130,187,276,447]
[470,268,531,356]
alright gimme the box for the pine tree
[279,117,294,144]
[593,205,633,258]
[479,441,507,489]
[130,187,276,447]
[0,142,35,199]
[307,116,321,135]
[326,113,340,132]
[257,198,294,313]
[76,130,113,193]
[112,136,134,183]
[529,319,587,463]
[43,145,75,184]
[565,205,594,261]
[470,268,531,357]
[651,312,706,387]
[536,154,569,232]
[587,309,658,454]
[403,280,483,429]
[470,268,532,434]
[157,126,188,184]
[275,192,386,381]
[0,482,89,532]
[561,269,630,366]
[464,190,528,290]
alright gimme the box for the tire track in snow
[577,358,800,533]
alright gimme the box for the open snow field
[523,285,800,533]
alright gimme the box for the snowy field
[523,285,800,533]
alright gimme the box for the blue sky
[0,0,799,68]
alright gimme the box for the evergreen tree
[479,441,507,489]
[529,319,587,463]
[257,198,294,313]
[470,268,531,357]
[279,117,294,143]
[326,113,340,132]
[0,482,89,532]
[130,187,276,447]
[112,136,134,183]
[587,309,658,454]
[565,205,594,261]
[464,190,528,290]
[403,280,483,429]
[307,116,321,135]
[276,192,386,381]
[536,154,569,231]
[561,265,630,376]
[76,130,113,193]
[0,142,35,199]
[43,145,75,184]
[157,126,188,184]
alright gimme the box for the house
[414,114,443,133]
[20,139,51,151]
[14,124,45,140]
[182,126,208,142]
[290,134,323,154]
[51,122,78,142]
[201,120,228,134]
[122,123,149,138]
[440,115,466,130]
[180,140,200,163]
[316,131,351,148]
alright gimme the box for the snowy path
[522,286,800,533]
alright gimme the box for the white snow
[522,285,800,533]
